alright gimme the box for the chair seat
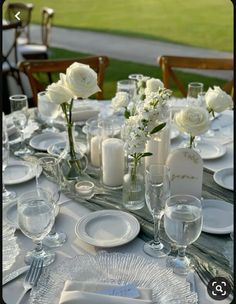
[18,44,47,55]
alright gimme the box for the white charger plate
[4,161,41,185]
[197,142,226,160]
[213,168,234,191]
[202,199,233,234]
[29,133,65,151]
[75,210,140,247]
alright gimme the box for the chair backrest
[158,55,234,98]
[41,7,54,47]
[18,56,110,105]
[5,2,34,43]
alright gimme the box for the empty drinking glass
[164,194,203,275]
[37,91,60,133]
[10,94,32,156]
[117,79,136,100]
[187,82,204,106]
[36,156,67,247]
[143,164,171,258]
[2,126,16,202]
[17,188,56,266]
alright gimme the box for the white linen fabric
[59,280,153,304]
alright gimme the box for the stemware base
[43,232,67,248]
[3,190,16,202]
[166,255,191,275]
[143,240,171,258]
[24,248,56,267]
[14,146,33,156]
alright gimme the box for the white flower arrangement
[111,91,130,113]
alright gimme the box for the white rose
[46,80,74,105]
[144,78,164,96]
[205,86,233,113]
[112,92,129,112]
[66,62,101,98]
[174,106,210,136]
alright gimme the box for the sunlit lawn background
[3,0,233,98]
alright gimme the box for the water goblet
[164,194,203,275]
[37,91,60,133]
[17,188,56,266]
[36,156,67,247]
[2,128,16,202]
[187,82,204,106]
[143,164,171,258]
[10,94,32,156]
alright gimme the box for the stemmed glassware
[2,117,16,202]
[10,94,32,156]
[143,164,171,258]
[36,156,67,247]
[17,188,56,266]
[37,91,60,133]
[116,79,136,101]
[164,194,203,275]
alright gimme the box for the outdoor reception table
[3,108,233,304]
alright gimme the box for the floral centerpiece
[117,77,172,209]
[46,63,101,179]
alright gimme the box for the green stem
[189,135,195,149]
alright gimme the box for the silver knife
[3,266,30,286]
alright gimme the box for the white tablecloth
[3,110,233,304]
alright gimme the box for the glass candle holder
[75,181,94,199]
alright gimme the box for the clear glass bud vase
[122,161,145,210]
[59,124,87,181]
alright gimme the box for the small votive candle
[102,138,124,188]
[75,181,94,198]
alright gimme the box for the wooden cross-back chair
[158,55,234,98]
[18,56,110,105]
[5,2,34,44]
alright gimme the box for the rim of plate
[213,167,234,191]
[29,133,65,151]
[75,210,140,247]
[198,142,226,160]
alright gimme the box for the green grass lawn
[3,0,233,52]
[49,47,225,100]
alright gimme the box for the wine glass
[164,194,203,275]
[17,188,56,266]
[36,156,67,247]
[143,164,171,258]
[10,94,33,156]
[2,126,16,202]
[187,82,204,106]
[37,91,60,133]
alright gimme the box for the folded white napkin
[59,281,153,304]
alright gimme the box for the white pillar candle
[90,136,100,167]
[102,138,124,187]
[145,125,170,168]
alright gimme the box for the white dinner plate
[4,161,41,185]
[29,133,65,151]
[201,199,233,234]
[75,210,140,247]
[213,168,234,191]
[3,200,59,230]
[196,142,226,160]
[47,141,87,157]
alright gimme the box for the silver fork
[16,258,43,304]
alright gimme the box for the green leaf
[140,152,152,158]
[124,109,131,119]
[150,122,166,134]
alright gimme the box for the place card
[96,283,140,298]
[166,148,203,199]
